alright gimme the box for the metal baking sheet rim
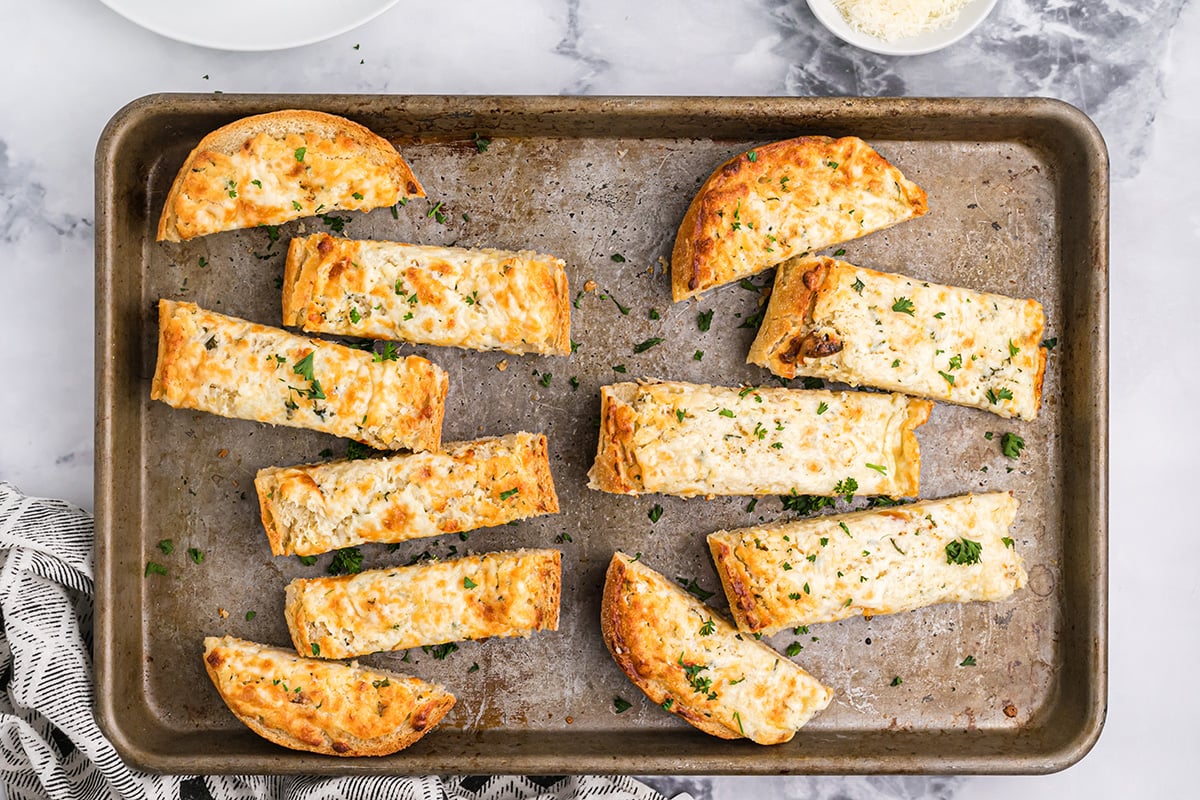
[94,93,1108,775]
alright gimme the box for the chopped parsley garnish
[423,642,458,660]
[327,547,364,575]
[349,307,361,324]
[785,642,803,657]
[473,132,490,153]
[699,619,716,636]
[891,359,901,368]
[464,577,477,589]
[834,248,846,256]
[780,492,833,515]
[984,431,994,440]
[292,200,303,211]
[986,387,1014,404]
[948,354,963,370]
[352,191,364,200]
[157,539,174,555]
[891,676,903,686]
[499,488,520,501]
[945,538,983,565]
[865,463,887,475]
[1008,340,1020,358]
[747,150,757,162]
[346,441,375,461]
[960,655,977,667]
[816,401,829,415]
[198,256,208,268]
[1002,537,1015,549]
[569,376,580,391]
[144,561,167,577]
[852,278,865,294]
[1041,337,1058,350]
[934,311,946,319]
[803,582,811,594]
[634,337,664,353]
[676,408,686,422]
[648,504,663,523]
[293,352,317,381]
[187,547,204,565]
[676,577,714,601]
[649,308,660,320]
[373,341,400,362]
[467,662,480,673]
[610,253,626,263]
[539,372,552,387]
[693,350,703,361]
[297,555,317,566]
[718,408,735,418]
[661,698,674,711]
[373,679,392,689]
[245,611,256,621]
[613,697,632,713]
[834,476,857,500]
[311,643,320,656]
[801,377,825,390]
[739,278,759,291]
[225,180,237,198]
[294,147,306,162]
[1001,432,1025,459]
[697,309,714,332]
[892,297,915,315]
[939,370,956,386]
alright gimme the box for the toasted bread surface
[748,256,1046,419]
[671,135,927,300]
[256,433,559,557]
[203,636,454,756]
[157,109,424,242]
[600,553,833,744]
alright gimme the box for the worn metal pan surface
[95,94,1107,774]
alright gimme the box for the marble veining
[0,0,1197,797]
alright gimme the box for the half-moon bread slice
[708,493,1028,635]
[671,135,928,300]
[283,233,571,355]
[601,553,833,745]
[748,256,1047,420]
[286,549,561,660]
[202,635,454,757]
[157,109,424,242]
[150,299,447,451]
[587,380,930,498]
[255,432,559,557]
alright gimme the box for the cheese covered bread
[671,136,928,300]
[150,300,447,451]
[203,636,454,757]
[748,256,1047,420]
[157,110,424,242]
[587,380,930,498]
[255,433,559,557]
[708,493,1027,635]
[283,234,571,356]
[286,549,561,660]
[601,553,833,744]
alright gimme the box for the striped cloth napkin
[0,482,684,800]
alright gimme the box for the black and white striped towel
[0,482,685,800]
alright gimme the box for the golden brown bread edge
[670,135,928,301]
[157,109,425,242]
[202,636,454,757]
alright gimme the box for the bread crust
[286,549,561,659]
[202,636,454,757]
[671,136,928,301]
[587,380,930,498]
[281,233,571,355]
[255,432,560,557]
[150,299,447,451]
[708,493,1027,634]
[748,256,1047,420]
[600,553,833,744]
[157,109,425,242]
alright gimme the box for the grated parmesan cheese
[831,0,971,42]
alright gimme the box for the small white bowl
[806,0,999,56]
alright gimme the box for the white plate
[98,0,400,52]
[806,0,999,56]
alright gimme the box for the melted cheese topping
[150,300,447,451]
[674,136,926,299]
[256,433,559,557]
[756,258,1045,420]
[285,235,570,355]
[203,636,452,755]
[172,131,409,240]
[708,493,1026,635]
[286,549,561,660]
[589,381,929,497]
[604,554,832,744]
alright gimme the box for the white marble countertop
[1,0,1197,797]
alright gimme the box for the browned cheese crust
[286,549,562,659]
[255,433,559,557]
[282,234,571,355]
[748,256,1047,420]
[202,636,454,757]
[157,109,424,242]
[150,299,447,451]
[671,136,928,301]
[600,553,833,745]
